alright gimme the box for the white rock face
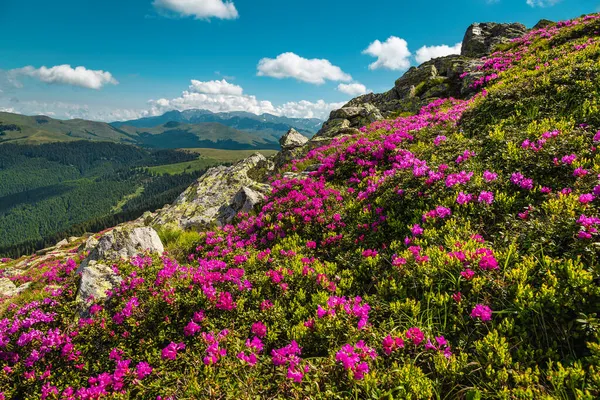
[152,153,273,229]
[76,225,164,310]
[0,278,31,297]
[279,128,309,150]
[76,261,123,306]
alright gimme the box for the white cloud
[1,79,344,122]
[189,79,243,95]
[146,79,341,119]
[277,100,345,119]
[337,83,371,96]
[363,36,412,71]
[526,0,561,7]
[415,42,462,64]
[153,0,238,20]
[9,65,118,90]
[257,52,352,84]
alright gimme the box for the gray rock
[56,239,69,248]
[75,225,163,311]
[219,186,266,224]
[76,261,123,306]
[461,22,527,58]
[152,153,273,229]
[0,278,17,297]
[78,226,164,272]
[316,103,383,138]
[279,128,308,150]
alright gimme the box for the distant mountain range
[111,109,323,139]
[0,110,324,150]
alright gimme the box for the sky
[0,0,597,122]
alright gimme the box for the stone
[152,153,273,229]
[55,239,69,248]
[279,128,308,150]
[78,226,164,272]
[75,225,163,311]
[0,278,17,297]
[316,104,383,138]
[461,22,528,58]
[218,186,266,224]
[76,261,123,306]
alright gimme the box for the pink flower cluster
[271,341,308,383]
[202,330,229,365]
[335,340,377,380]
[316,296,371,330]
[471,304,493,322]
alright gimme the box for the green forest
[0,141,219,258]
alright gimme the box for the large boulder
[461,22,528,58]
[316,103,383,138]
[279,128,308,150]
[218,186,266,224]
[76,261,122,306]
[152,153,273,229]
[76,225,164,308]
[0,278,31,297]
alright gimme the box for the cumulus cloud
[257,52,352,84]
[415,42,462,64]
[9,65,118,90]
[0,100,144,121]
[147,79,342,119]
[337,83,371,96]
[363,36,412,71]
[526,0,561,7]
[153,0,238,20]
[189,79,243,95]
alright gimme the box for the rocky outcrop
[76,261,122,307]
[76,225,164,308]
[0,278,31,297]
[274,128,310,167]
[218,186,266,224]
[152,153,273,229]
[316,21,528,139]
[280,128,308,149]
[461,22,527,58]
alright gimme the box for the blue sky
[0,0,597,121]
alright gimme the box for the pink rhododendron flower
[161,342,185,361]
[135,362,152,380]
[471,304,493,321]
[457,192,474,205]
[478,191,494,204]
[579,194,595,204]
[483,170,498,182]
[406,327,425,345]
[251,322,267,338]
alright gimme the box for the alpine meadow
[0,1,600,399]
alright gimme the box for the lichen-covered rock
[279,128,308,150]
[152,153,273,229]
[0,278,17,297]
[76,261,123,307]
[316,104,383,138]
[461,22,527,58]
[218,186,266,224]
[78,226,164,272]
[75,225,163,311]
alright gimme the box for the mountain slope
[118,121,279,149]
[1,14,600,399]
[0,112,135,144]
[0,113,281,149]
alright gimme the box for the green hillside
[2,13,600,400]
[0,113,280,149]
